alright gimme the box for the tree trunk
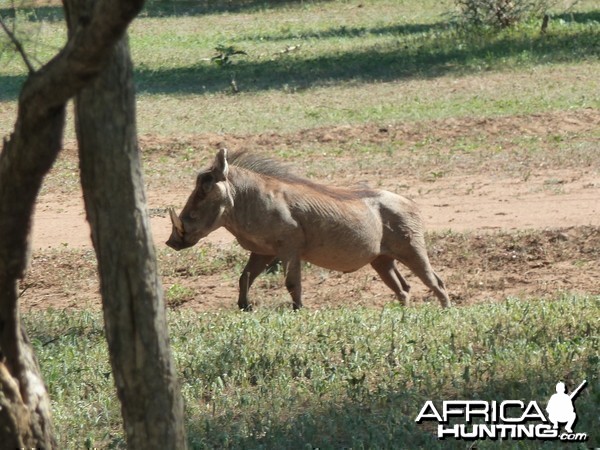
[0,92,65,450]
[0,0,145,447]
[0,282,57,449]
[70,10,187,450]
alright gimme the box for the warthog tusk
[169,207,185,236]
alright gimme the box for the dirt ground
[22,110,600,311]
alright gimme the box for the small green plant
[428,170,445,181]
[210,44,247,67]
[211,44,247,94]
[165,283,194,307]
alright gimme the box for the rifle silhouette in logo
[546,380,587,433]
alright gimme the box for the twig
[541,14,549,34]
[17,284,30,299]
[0,16,35,74]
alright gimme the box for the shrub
[453,0,558,28]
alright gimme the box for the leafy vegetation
[452,0,558,28]
[27,297,599,448]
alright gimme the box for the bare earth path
[32,169,600,249]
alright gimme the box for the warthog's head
[166,148,234,250]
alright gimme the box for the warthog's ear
[214,148,229,181]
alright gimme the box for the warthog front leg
[238,252,275,311]
[283,256,302,310]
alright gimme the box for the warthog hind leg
[238,252,275,311]
[371,255,411,306]
[397,250,450,308]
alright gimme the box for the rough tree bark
[0,0,145,447]
[65,0,187,447]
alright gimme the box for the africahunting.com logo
[415,380,588,442]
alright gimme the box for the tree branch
[0,16,35,74]
[20,0,145,117]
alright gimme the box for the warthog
[166,149,450,310]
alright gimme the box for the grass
[1,0,599,135]
[25,296,599,449]
[131,62,598,135]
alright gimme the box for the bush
[453,0,557,28]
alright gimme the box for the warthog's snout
[165,235,193,251]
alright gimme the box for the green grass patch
[131,16,599,97]
[26,295,599,448]
[1,1,599,136]
[2,2,599,94]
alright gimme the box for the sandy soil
[31,168,600,250]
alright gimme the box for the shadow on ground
[132,23,600,95]
[0,0,334,22]
[184,360,599,449]
[1,7,598,101]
